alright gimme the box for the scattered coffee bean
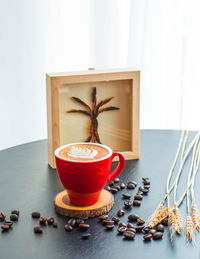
[133,200,141,206]
[1,224,9,231]
[118,227,126,234]
[98,215,108,221]
[11,210,19,216]
[76,218,85,225]
[114,178,120,183]
[109,181,114,187]
[134,195,143,200]
[39,217,47,225]
[34,226,43,234]
[127,223,134,228]
[135,225,144,232]
[120,183,125,189]
[136,191,143,195]
[124,201,132,209]
[126,228,136,234]
[111,187,118,194]
[52,222,58,228]
[79,223,90,231]
[81,233,91,239]
[156,224,164,232]
[67,218,76,226]
[112,216,120,224]
[143,233,152,241]
[142,189,149,195]
[47,217,54,225]
[115,185,121,191]
[137,218,145,225]
[148,229,156,235]
[102,220,115,225]
[127,183,135,189]
[143,180,150,185]
[123,231,135,240]
[153,232,163,240]
[65,224,73,231]
[129,181,137,186]
[138,186,144,192]
[32,212,40,218]
[105,224,114,230]
[143,185,150,189]
[128,214,139,222]
[119,222,126,227]
[0,212,6,221]
[105,186,111,191]
[4,221,13,227]
[10,214,18,221]
[160,217,168,226]
[117,210,125,217]
[142,227,150,234]
[122,193,131,199]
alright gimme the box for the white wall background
[0,0,200,150]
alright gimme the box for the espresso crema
[58,143,110,162]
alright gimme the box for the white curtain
[0,0,200,150]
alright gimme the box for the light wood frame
[46,68,140,168]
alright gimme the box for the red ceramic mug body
[55,142,125,205]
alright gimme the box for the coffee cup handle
[107,151,125,182]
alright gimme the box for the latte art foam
[67,146,98,159]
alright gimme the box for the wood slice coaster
[54,189,114,218]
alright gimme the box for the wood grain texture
[54,190,114,218]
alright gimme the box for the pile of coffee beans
[64,217,91,239]
[32,212,58,234]
[0,210,19,232]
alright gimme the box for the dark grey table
[0,130,199,259]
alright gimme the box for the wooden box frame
[46,68,140,168]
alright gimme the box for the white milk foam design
[67,146,98,159]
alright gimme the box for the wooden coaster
[54,189,114,218]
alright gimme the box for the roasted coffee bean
[105,186,111,191]
[79,223,90,230]
[111,187,118,194]
[126,228,136,233]
[109,181,114,187]
[143,233,152,241]
[32,212,40,218]
[11,210,19,216]
[64,224,73,231]
[47,217,54,225]
[114,178,120,183]
[127,183,135,189]
[135,225,144,232]
[143,180,150,185]
[1,224,9,231]
[128,214,139,222]
[156,224,164,232]
[98,215,109,221]
[34,226,43,234]
[102,220,115,225]
[76,218,85,225]
[117,209,125,217]
[160,217,168,226]
[124,201,133,208]
[10,214,18,221]
[127,223,134,228]
[118,227,126,234]
[143,185,150,189]
[148,229,156,235]
[81,233,91,239]
[133,200,141,206]
[123,231,135,240]
[39,217,47,225]
[142,227,150,234]
[122,193,131,199]
[134,195,143,200]
[67,218,76,226]
[119,222,126,227]
[115,185,121,191]
[112,216,120,224]
[52,222,58,228]
[137,218,145,225]
[136,191,143,195]
[4,221,13,227]
[0,212,6,221]
[129,181,137,186]
[120,183,125,189]
[105,224,114,230]
[153,232,163,240]
[142,189,149,195]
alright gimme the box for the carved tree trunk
[89,117,101,143]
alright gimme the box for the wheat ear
[174,203,183,234]
[186,213,194,241]
[148,207,170,229]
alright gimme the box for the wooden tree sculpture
[67,87,120,143]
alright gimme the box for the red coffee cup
[55,142,125,205]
